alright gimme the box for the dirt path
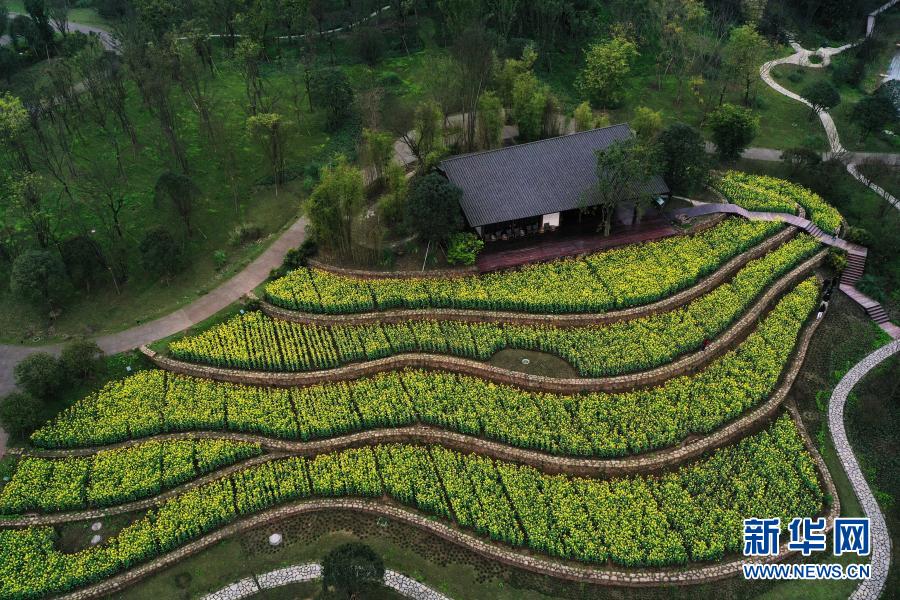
[0,217,309,457]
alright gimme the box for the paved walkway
[704,142,900,165]
[759,37,900,212]
[674,202,900,339]
[0,218,309,456]
[828,339,899,600]
[0,13,116,50]
[201,562,451,600]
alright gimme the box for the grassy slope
[0,58,330,343]
[4,0,111,29]
[770,64,900,153]
[845,354,900,595]
[537,44,827,151]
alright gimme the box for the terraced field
[0,177,850,600]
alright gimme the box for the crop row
[0,415,822,598]
[34,279,820,457]
[266,218,782,314]
[0,440,260,514]
[718,171,842,234]
[172,237,819,376]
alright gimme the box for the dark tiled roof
[438,124,670,227]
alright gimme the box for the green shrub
[14,353,62,401]
[0,392,47,439]
[228,223,263,246]
[59,340,105,382]
[827,248,847,273]
[446,233,485,266]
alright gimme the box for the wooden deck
[476,223,678,272]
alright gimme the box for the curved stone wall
[260,224,796,326]
[149,250,826,394]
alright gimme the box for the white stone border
[828,339,899,600]
[199,562,451,600]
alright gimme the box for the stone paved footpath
[828,339,899,600]
[758,18,900,214]
[200,563,451,600]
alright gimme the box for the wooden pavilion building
[437,123,671,241]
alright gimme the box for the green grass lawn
[4,0,111,29]
[0,56,337,343]
[770,64,900,153]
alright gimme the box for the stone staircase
[841,251,867,286]
[804,222,827,239]
[836,249,899,337]
[675,202,899,339]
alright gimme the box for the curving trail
[0,217,309,457]
[759,42,900,213]
[200,563,452,600]
[828,339,899,600]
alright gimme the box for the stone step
[869,310,889,324]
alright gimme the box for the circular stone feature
[521,358,531,365]
[91,522,103,532]
[268,533,283,546]
[90,535,102,545]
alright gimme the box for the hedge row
[0,440,261,514]
[266,219,782,314]
[33,279,820,458]
[0,416,822,599]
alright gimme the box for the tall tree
[47,0,68,36]
[451,25,494,151]
[75,40,138,148]
[247,112,292,189]
[802,80,840,119]
[436,0,484,37]
[130,39,191,173]
[401,99,445,172]
[236,39,265,115]
[849,94,896,142]
[305,157,365,261]
[361,128,394,181]
[9,249,69,310]
[24,0,54,56]
[723,25,768,106]
[576,34,638,108]
[309,67,354,130]
[154,171,201,236]
[707,103,759,161]
[0,93,33,172]
[583,138,657,236]
[404,172,465,243]
[658,122,708,194]
[476,91,504,150]
[322,544,385,599]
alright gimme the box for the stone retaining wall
[147,249,826,394]
[303,214,726,281]
[259,224,795,326]
[11,302,826,501]
[51,418,840,600]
